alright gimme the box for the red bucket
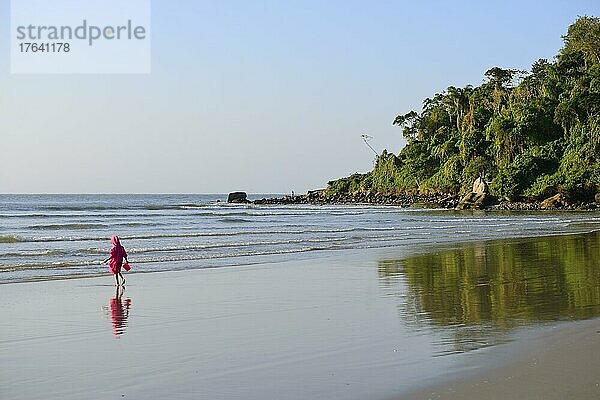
[123,263,131,271]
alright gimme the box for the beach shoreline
[1,244,599,399]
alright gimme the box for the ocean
[1,193,600,284]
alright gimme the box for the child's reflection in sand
[109,286,132,337]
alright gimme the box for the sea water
[2,193,600,284]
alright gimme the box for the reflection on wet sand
[109,286,132,337]
[378,231,600,354]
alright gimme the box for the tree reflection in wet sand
[378,231,600,354]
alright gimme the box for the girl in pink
[103,235,129,286]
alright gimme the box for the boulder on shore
[227,192,249,203]
[456,192,494,210]
[472,176,489,195]
[541,193,567,209]
[456,177,495,209]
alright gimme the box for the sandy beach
[0,253,445,400]
[405,319,600,399]
[1,247,600,400]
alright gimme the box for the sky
[0,0,599,194]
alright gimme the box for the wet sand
[406,319,600,400]
[1,248,600,400]
[0,254,457,400]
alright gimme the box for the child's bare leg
[115,273,120,287]
[119,272,126,286]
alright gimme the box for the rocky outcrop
[456,192,496,210]
[595,193,600,204]
[493,196,597,210]
[253,191,461,208]
[540,193,567,209]
[227,192,249,203]
[472,176,489,194]
[456,177,496,209]
[250,184,598,210]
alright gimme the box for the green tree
[327,17,600,200]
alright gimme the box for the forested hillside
[327,17,600,201]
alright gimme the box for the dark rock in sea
[253,190,463,209]
[595,192,600,204]
[227,192,249,203]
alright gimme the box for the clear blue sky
[1,0,598,193]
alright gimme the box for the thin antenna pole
[361,134,378,156]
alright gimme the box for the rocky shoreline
[251,190,600,211]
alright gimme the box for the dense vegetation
[327,17,600,201]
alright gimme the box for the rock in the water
[227,192,249,203]
[541,193,566,209]
[595,193,600,204]
[456,192,494,210]
[456,177,494,209]
[472,177,489,195]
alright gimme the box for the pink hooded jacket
[109,235,127,274]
